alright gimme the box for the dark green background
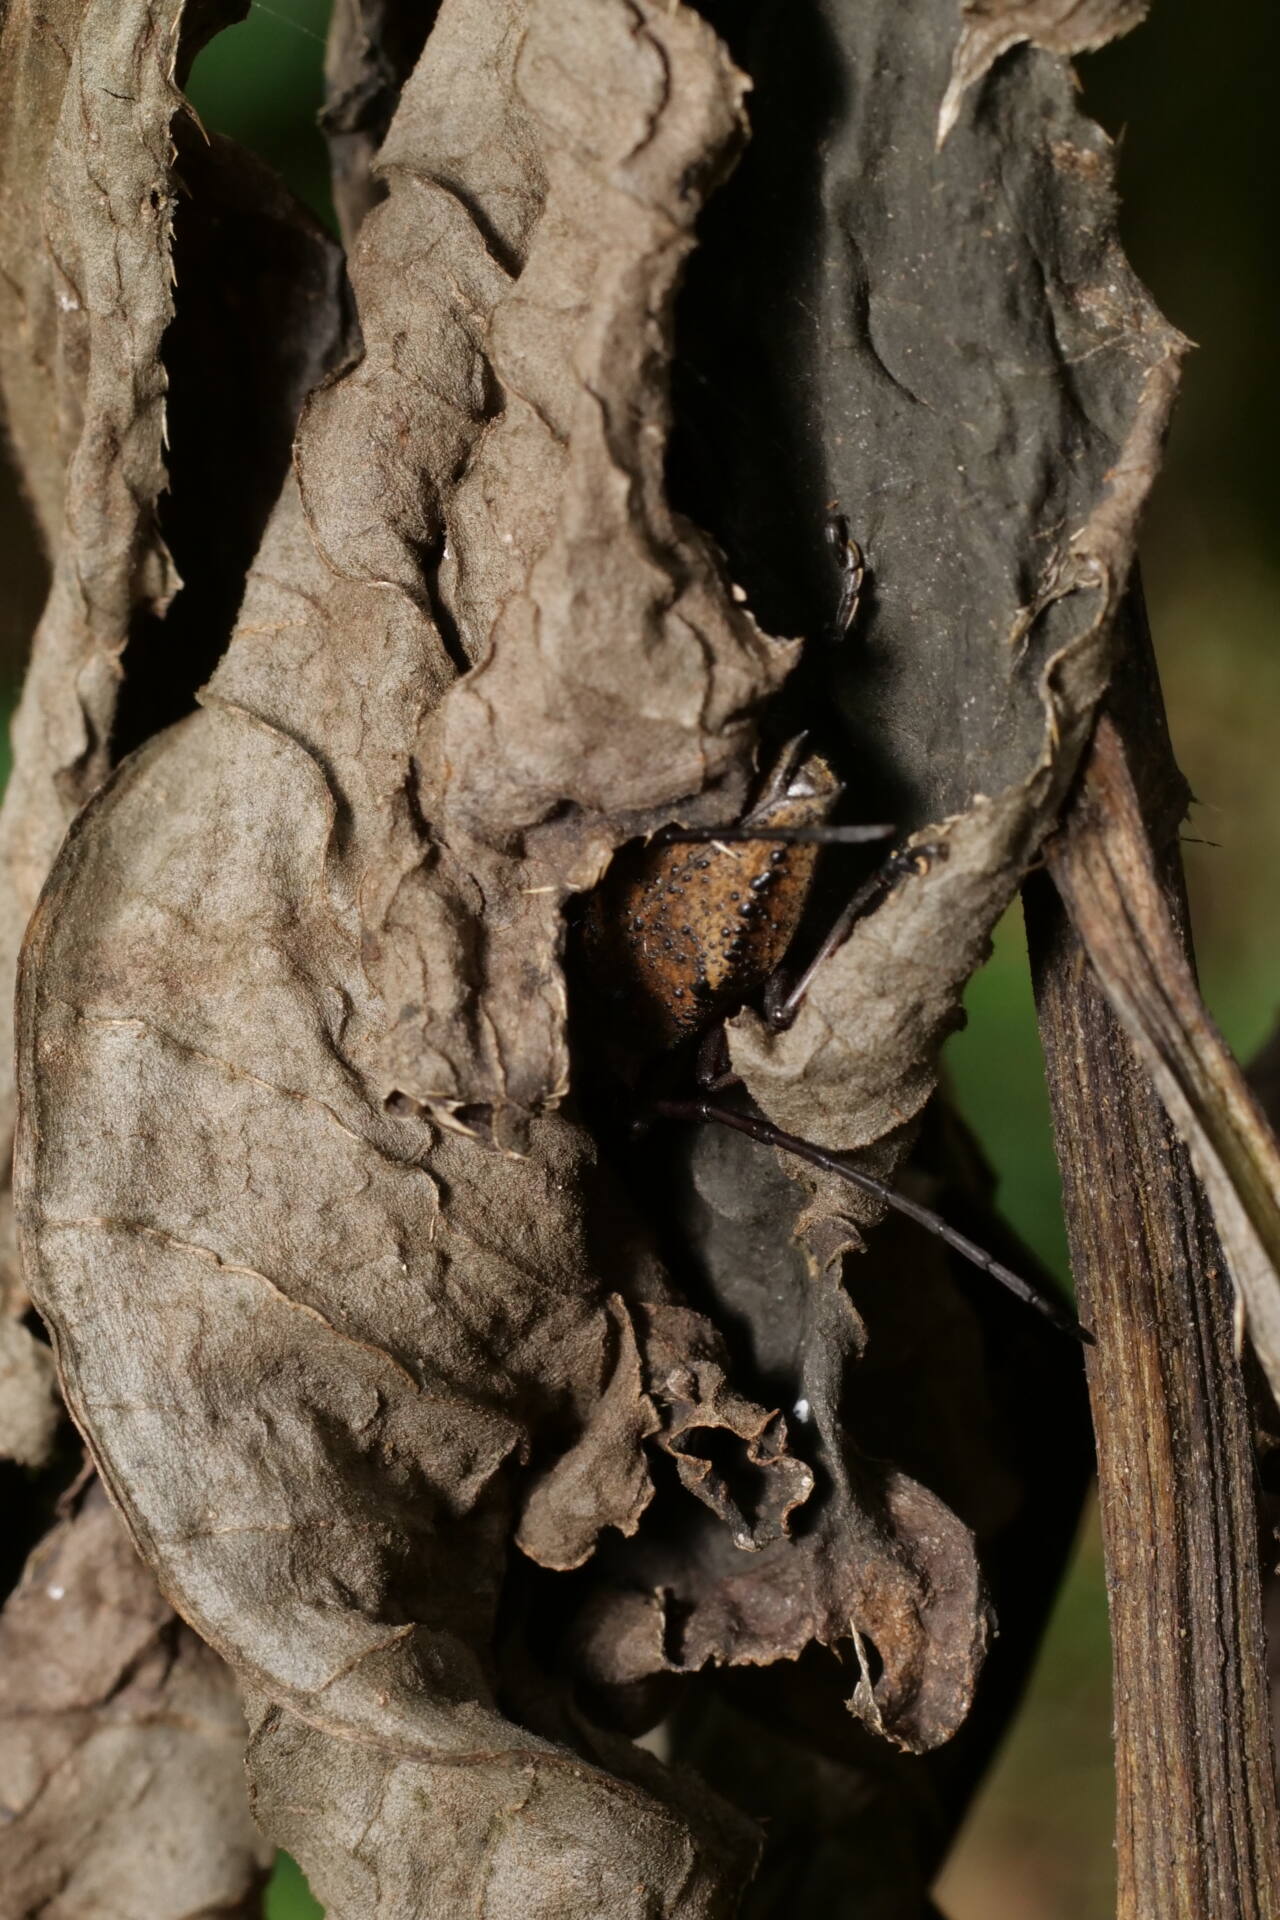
[3,4,1274,1913]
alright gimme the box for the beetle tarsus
[824,504,864,642]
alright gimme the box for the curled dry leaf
[708,0,1185,1167]
[0,1479,272,1918]
[322,0,434,248]
[16,713,788,1906]
[587,1109,1089,1912]
[220,0,796,1142]
[0,0,348,1466]
[938,0,1151,145]
[0,0,188,1029]
[570,1131,991,1754]
[240,1680,756,1920]
[0,4,354,1913]
[0,0,194,1461]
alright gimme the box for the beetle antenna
[655,822,895,848]
[652,1096,1091,1343]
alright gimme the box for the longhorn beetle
[578,514,1088,1343]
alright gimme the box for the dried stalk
[1026,601,1280,1916]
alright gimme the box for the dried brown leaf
[0,0,192,1479]
[717,8,1184,1176]
[938,0,1151,144]
[322,0,432,248]
[0,2,351,1104]
[0,4,358,1911]
[0,1479,271,1919]
[13,2,830,1906]
[571,1127,991,1754]
[577,1102,1089,1900]
[0,0,188,1009]
[0,0,350,1472]
[16,707,778,1909]
[242,1683,756,1920]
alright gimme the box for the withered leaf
[0,1478,271,1919]
[222,0,794,1140]
[0,0,352,1103]
[585,1103,1089,1909]
[938,0,1152,145]
[701,0,1185,1169]
[0,0,190,1021]
[17,708,787,1906]
[322,0,433,248]
[571,1125,991,1754]
[13,1,858,1907]
[0,0,351,1470]
[0,3,358,1912]
[242,1681,757,1920]
[0,0,355,1657]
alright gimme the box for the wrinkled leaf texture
[0,0,349,1910]
[8,0,1180,1912]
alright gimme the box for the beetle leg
[823,506,864,642]
[694,1023,736,1093]
[656,820,894,849]
[768,842,947,1030]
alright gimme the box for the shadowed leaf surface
[0,1478,271,1918]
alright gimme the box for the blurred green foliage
[948,909,1070,1283]
[0,4,1268,1915]
[188,0,334,225]
[266,1851,323,1920]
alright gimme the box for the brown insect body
[581,741,840,1064]
[574,523,1086,1337]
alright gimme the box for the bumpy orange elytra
[583,746,841,1058]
